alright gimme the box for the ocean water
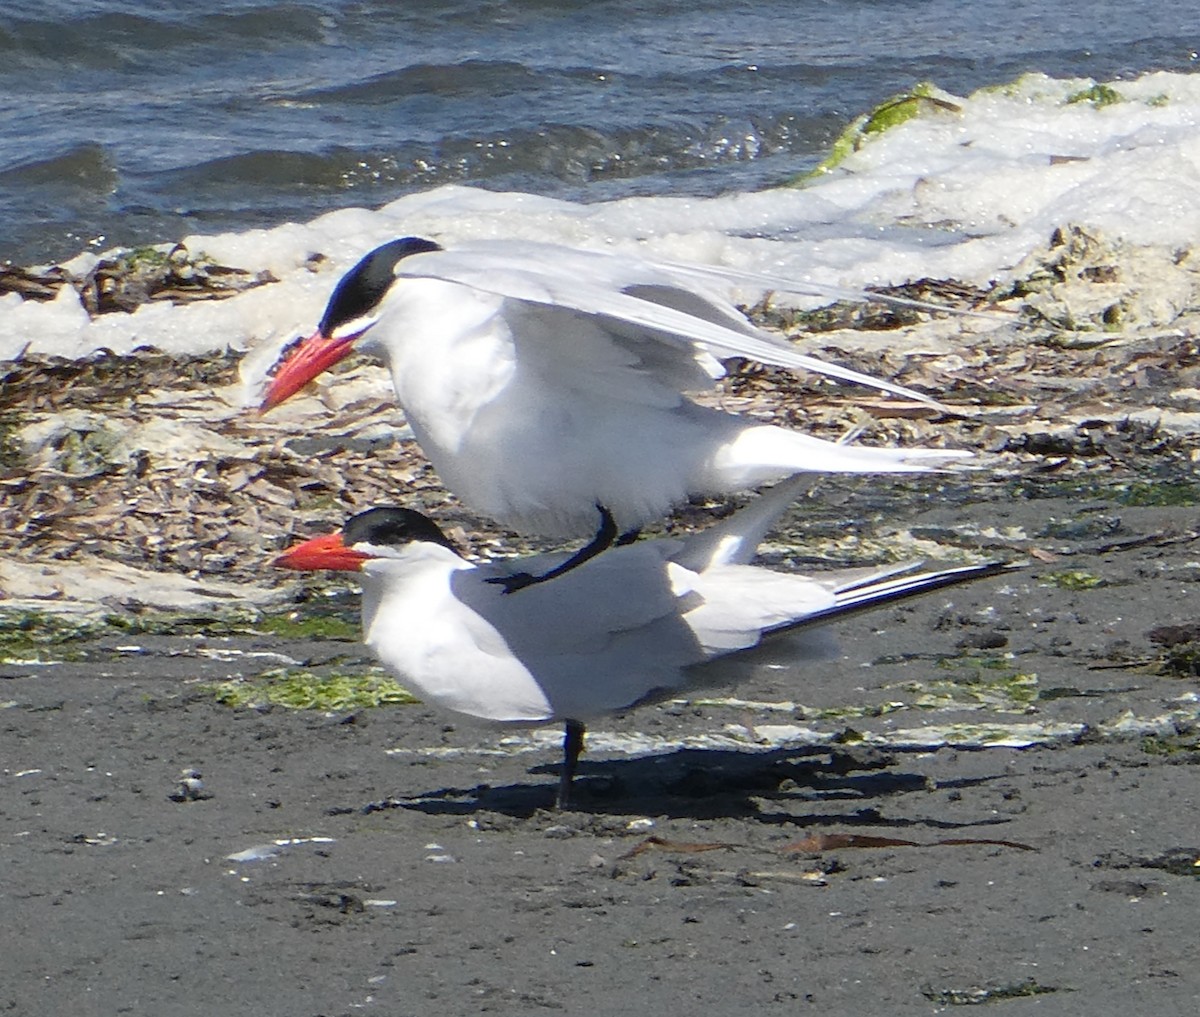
[2,0,1197,267]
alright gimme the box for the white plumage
[276,475,1008,806]
[262,238,970,542]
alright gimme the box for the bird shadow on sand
[358,743,1021,831]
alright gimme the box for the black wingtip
[771,560,1021,636]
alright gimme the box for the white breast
[360,553,554,723]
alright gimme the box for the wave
[0,5,331,73]
[297,60,543,106]
[154,111,834,201]
[0,143,118,192]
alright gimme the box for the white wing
[675,562,840,654]
[671,474,815,572]
[392,241,941,405]
[458,540,694,657]
[444,542,709,719]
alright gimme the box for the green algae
[254,609,359,641]
[45,422,127,475]
[0,611,100,663]
[1159,644,1200,679]
[1140,731,1200,756]
[902,663,1040,712]
[0,603,358,664]
[812,700,906,722]
[124,245,172,269]
[1066,83,1123,107]
[1118,480,1200,507]
[205,667,418,711]
[0,410,24,468]
[795,659,1041,726]
[0,609,256,662]
[1009,467,1200,508]
[797,82,960,180]
[1040,570,1106,591]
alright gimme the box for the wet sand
[4,279,1200,1014]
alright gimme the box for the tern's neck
[360,543,470,626]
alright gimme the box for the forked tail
[765,560,1019,637]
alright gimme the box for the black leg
[615,527,640,547]
[487,506,618,594]
[556,719,586,809]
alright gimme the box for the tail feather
[672,474,816,572]
[715,424,972,488]
[765,560,1019,637]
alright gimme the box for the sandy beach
[4,277,1200,1014]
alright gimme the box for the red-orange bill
[275,532,370,572]
[260,332,357,412]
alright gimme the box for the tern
[275,476,1010,807]
[262,238,971,588]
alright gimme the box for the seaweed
[204,667,418,711]
[796,83,961,180]
[1066,83,1123,107]
[1040,570,1105,591]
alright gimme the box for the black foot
[486,570,540,595]
[485,505,619,595]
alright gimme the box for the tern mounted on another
[261,237,971,589]
[276,475,1012,808]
